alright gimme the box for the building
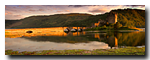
[106,12,117,24]
[92,12,117,27]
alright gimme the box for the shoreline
[84,30,145,33]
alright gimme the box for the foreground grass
[5,47,145,55]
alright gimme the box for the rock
[64,29,69,32]
[71,29,77,32]
[135,30,139,31]
[26,31,33,33]
[136,45,145,48]
[78,29,82,32]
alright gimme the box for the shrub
[114,22,122,29]
[102,25,107,28]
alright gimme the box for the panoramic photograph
[5,5,145,55]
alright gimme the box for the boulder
[78,29,82,32]
[26,31,33,33]
[64,29,69,32]
[71,29,77,32]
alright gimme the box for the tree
[114,22,122,29]
[102,25,107,28]
[106,22,109,26]
[110,23,115,28]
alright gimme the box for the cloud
[13,15,23,17]
[29,9,36,11]
[5,14,24,20]
[24,5,33,9]
[57,11,62,12]
[48,9,53,11]
[68,5,145,9]
[5,13,7,15]
[105,5,119,6]
[38,9,44,11]
[5,12,12,15]
[53,8,57,10]
[125,5,145,8]
[56,10,70,13]
[29,9,44,11]
[5,5,145,20]
[68,5,98,7]
[68,5,83,7]
[64,10,70,12]
[13,7,16,8]
[88,8,109,13]
[17,5,22,7]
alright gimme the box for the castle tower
[107,12,117,24]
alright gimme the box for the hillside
[5,9,145,28]
[112,9,145,28]
[5,13,91,28]
[5,20,20,28]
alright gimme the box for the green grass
[5,47,145,55]
[118,27,137,30]
[84,27,137,31]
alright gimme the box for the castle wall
[91,12,117,27]
[107,12,117,24]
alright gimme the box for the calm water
[5,28,145,52]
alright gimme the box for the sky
[5,5,145,20]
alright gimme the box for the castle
[92,12,117,27]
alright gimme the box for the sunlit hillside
[112,9,145,28]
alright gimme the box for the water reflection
[5,38,110,52]
[93,33,118,48]
[5,28,145,51]
[93,31,145,48]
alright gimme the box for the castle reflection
[94,33,118,49]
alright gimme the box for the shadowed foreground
[5,47,145,55]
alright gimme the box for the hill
[112,9,145,28]
[5,13,91,28]
[5,20,20,28]
[5,8,145,28]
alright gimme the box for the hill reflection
[5,28,145,47]
[22,31,145,47]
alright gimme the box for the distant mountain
[5,8,145,28]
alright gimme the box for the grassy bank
[5,47,145,55]
[84,27,139,31]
